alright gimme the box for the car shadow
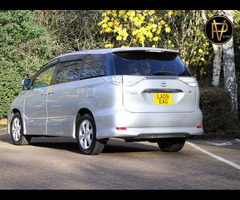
[31,141,81,153]
[0,133,160,154]
[102,139,160,153]
[31,139,160,154]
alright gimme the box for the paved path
[0,129,240,189]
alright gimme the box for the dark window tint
[32,65,56,88]
[113,52,192,76]
[54,60,82,84]
[81,54,106,79]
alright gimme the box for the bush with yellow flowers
[98,10,210,79]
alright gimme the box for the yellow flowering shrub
[98,10,172,48]
[98,10,210,79]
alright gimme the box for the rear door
[46,55,84,136]
[112,50,199,113]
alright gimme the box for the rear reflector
[196,126,202,129]
[116,127,127,130]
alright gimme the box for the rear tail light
[102,75,122,85]
[123,76,145,87]
[179,77,198,87]
[196,125,202,129]
[103,75,145,87]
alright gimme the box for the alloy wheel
[12,117,21,142]
[78,119,93,149]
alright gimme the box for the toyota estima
[8,47,203,155]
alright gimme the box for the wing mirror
[22,79,31,90]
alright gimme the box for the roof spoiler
[112,47,179,55]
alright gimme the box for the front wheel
[157,138,185,152]
[10,112,31,145]
[76,114,105,155]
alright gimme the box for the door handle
[40,89,54,96]
[41,92,47,96]
[48,90,54,95]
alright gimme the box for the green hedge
[0,10,62,118]
[200,87,239,135]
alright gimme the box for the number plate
[154,93,172,105]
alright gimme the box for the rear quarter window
[80,54,106,79]
[112,51,192,77]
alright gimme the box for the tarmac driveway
[0,129,239,189]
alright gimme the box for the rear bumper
[95,107,203,140]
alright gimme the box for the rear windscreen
[112,51,192,76]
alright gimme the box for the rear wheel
[76,114,105,155]
[157,138,185,152]
[10,112,31,145]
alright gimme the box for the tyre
[157,138,185,152]
[10,112,31,145]
[76,114,105,155]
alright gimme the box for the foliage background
[1,10,240,134]
[0,10,62,118]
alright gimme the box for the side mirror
[22,79,31,90]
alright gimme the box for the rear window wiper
[152,71,176,76]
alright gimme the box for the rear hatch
[112,48,199,113]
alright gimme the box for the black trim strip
[142,88,183,93]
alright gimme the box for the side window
[32,65,56,89]
[81,54,106,79]
[54,60,82,84]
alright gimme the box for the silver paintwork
[8,47,203,142]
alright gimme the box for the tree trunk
[223,37,238,119]
[222,10,238,119]
[201,10,223,87]
[212,44,223,86]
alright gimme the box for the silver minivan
[8,47,203,155]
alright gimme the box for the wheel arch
[73,108,94,138]
[12,108,21,114]
[8,108,23,134]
